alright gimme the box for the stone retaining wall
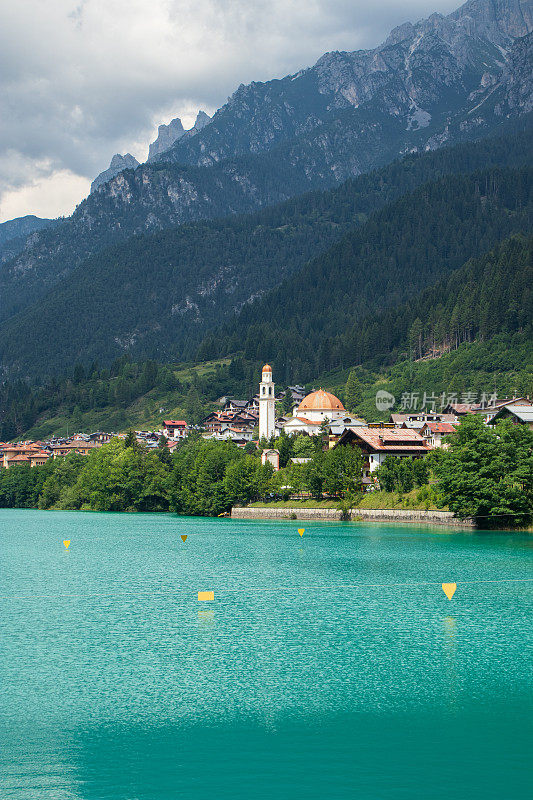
[231,506,475,527]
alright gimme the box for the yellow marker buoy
[181,535,188,542]
[63,540,71,549]
[298,528,305,537]
[198,591,214,602]
[442,582,457,600]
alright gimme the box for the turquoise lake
[0,509,532,799]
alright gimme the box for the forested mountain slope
[0,1,531,325]
[204,167,533,380]
[1,239,530,441]
[0,128,531,379]
[303,235,532,420]
[338,234,533,371]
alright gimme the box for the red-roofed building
[202,410,257,439]
[163,420,188,440]
[420,421,458,448]
[282,416,323,436]
[30,451,52,467]
[1,443,43,468]
[4,453,32,467]
[49,441,97,458]
[336,426,432,481]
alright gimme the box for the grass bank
[251,489,445,512]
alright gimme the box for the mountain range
[0,0,532,381]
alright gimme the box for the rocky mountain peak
[384,21,416,47]
[90,112,213,196]
[109,153,138,171]
[90,153,139,194]
[147,117,186,161]
[147,112,212,161]
[192,110,211,132]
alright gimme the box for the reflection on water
[443,615,458,711]
[444,615,457,643]
[0,510,532,800]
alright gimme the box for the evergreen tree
[293,435,315,458]
[276,431,294,467]
[282,389,294,416]
[185,386,203,425]
[409,318,424,360]
[345,370,363,412]
[124,429,138,450]
[157,434,172,467]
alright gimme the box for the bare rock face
[448,0,533,43]
[498,30,533,113]
[147,118,186,160]
[156,0,532,170]
[191,110,211,132]
[90,153,139,193]
[147,111,212,160]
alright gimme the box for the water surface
[1,510,531,799]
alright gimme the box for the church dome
[262,364,272,373]
[298,389,345,412]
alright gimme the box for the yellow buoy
[63,540,71,549]
[442,582,457,600]
[181,535,188,542]
[198,590,214,602]
[298,528,305,537]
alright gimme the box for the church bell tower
[259,364,275,440]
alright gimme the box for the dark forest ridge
[0,125,531,378]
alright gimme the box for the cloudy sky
[0,0,460,223]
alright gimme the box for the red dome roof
[262,364,272,372]
[298,389,345,412]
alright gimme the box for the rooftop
[422,422,458,434]
[298,389,345,413]
[342,426,431,452]
[489,404,533,423]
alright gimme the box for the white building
[163,420,188,440]
[259,364,276,440]
[282,389,346,435]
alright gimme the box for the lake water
[0,509,532,800]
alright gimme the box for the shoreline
[4,506,530,530]
[231,506,476,527]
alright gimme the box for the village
[2,365,532,488]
